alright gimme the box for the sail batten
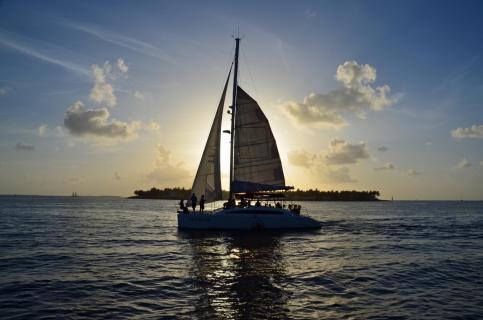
[191,69,231,202]
[232,86,286,190]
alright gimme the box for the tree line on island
[131,187,381,201]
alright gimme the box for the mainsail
[191,69,231,202]
[233,86,286,192]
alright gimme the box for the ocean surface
[1,196,482,319]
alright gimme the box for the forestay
[233,86,285,188]
[191,70,231,202]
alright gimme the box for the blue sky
[1,0,482,199]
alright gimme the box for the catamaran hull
[177,209,321,230]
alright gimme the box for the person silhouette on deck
[200,195,205,213]
[190,193,197,212]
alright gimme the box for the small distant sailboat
[177,37,321,230]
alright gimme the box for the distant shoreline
[128,195,382,201]
[130,187,382,201]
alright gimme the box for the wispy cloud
[0,29,90,77]
[60,20,176,64]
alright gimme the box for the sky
[1,0,483,199]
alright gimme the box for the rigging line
[219,41,236,94]
[240,42,260,103]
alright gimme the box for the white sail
[233,86,285,188]
[191,71,231,202]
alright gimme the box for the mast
[229,37,240,199]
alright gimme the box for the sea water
[1,196,482,319]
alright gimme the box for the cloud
[377,146,388,152]
[61,21,175,64]
[288,139,370,184]
[282,60,396,128]
[407,169,420,176]
[134,90,145,100]
[374,162,395,171]
[324,139,370,165]
[0,29,90,77]
[37,124,48,137]
[456,158,471,169]
[305,9,317,19]
[116,58,128,74]
[89,62,116,107]
[451,124,483,139]
[36,124,65,138]
[0,86,9,96]
[145,121,160,132]
[16,142,34,151]
[287,149,314,168]
[88,58,129,107]
[288,139,370,167]
[64,101,140,140]
[147,145,191,186]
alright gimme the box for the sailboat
[177,37,321,230]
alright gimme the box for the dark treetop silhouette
[130,187,380,201]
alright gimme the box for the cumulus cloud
[407,169,420,176]
[456,158,471,169]
[451,124,483,139]
[64,101,140,140]
[16,142,34,151]
[288,139,370,183]
[287,149,315,168]
[324,139,370,165]
[89,62,116,107]
[116,58,128,74]
[288,139,370,168]
[282,60,396,128]
[147,145,191,186]
[377,146,388,152]
[37,124,48,137]
[88,58,129,107]
[61,58,158,143]
[374,162,395,171]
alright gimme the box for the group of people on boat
[179,193,205,214]
[180,192,302,215]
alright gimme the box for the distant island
[130,187,381,201]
